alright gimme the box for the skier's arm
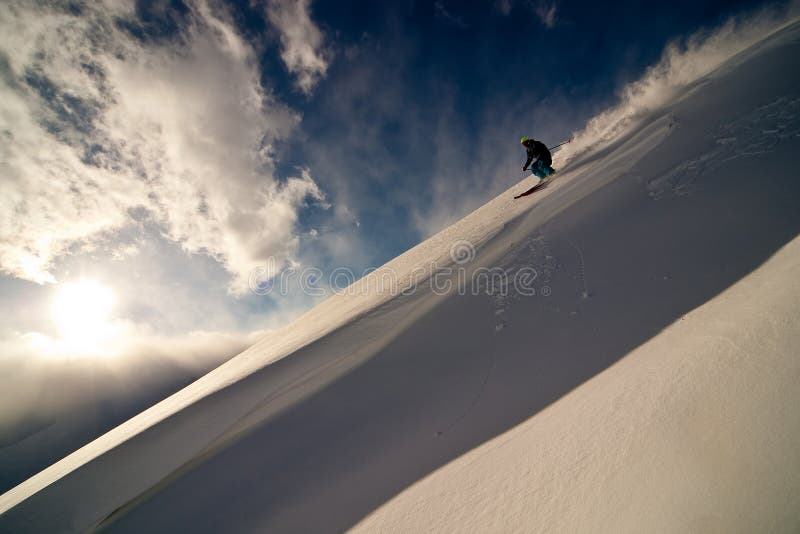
[523,153,535,171]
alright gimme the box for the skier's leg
[539,161,555,177]
[532,160,546,178]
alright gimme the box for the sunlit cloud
[535,1,557,29]
[266,0,331,94]
[0,0,327,295]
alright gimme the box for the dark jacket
[522,139,551,169]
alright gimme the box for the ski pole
[548,138,572,151]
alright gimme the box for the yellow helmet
[520,136,529,144]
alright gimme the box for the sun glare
[51,279,117,353]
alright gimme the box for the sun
[51,279,117,352]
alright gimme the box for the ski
[513,179,547,199]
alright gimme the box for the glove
[522,166,527,171]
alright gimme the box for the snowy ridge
[2,15,800,534]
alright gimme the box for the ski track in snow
[644,92,800,199]
[437,232,562,435]
[487,231,559,332]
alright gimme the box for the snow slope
[2,15,800,534]
[352,232,800,534]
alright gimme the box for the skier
[520,137,555,178]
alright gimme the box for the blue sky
[0,0,792,489]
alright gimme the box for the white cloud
[535,1,557,29]
[266,0,330,94]
[0,0,327,294]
